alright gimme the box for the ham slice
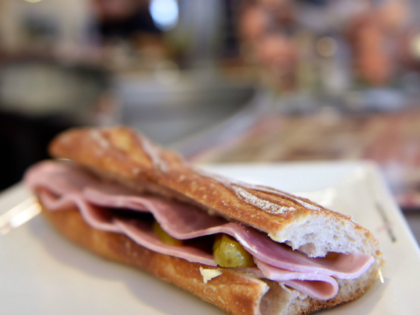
[39,190,119,233]
[25,161,374,300]
[88,187,372,279]
[254,259,339,300]
[38,189,217,266]
[38,188,338,300]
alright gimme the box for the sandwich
[24,126,383,315]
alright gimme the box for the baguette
[25,126,383,315]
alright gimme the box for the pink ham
[25,161,374,300]
[25,161,373,278]
[36,184,337,300]
[89,186,373,279]
[83,181,373,279]
[38,189,119,233]
[84,188,228,235]
[254,259,339,300]
[37,189,217,266]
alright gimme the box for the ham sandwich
[24,127,383,315]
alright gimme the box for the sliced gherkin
[153,221,183,246]
[213,234,254,267]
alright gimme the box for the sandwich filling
[25,161,374,301]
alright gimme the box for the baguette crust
[40,202,380,315]
[49,127,381,258]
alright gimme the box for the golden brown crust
[49,127,379,258]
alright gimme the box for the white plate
[1,162,419,315]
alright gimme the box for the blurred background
[2,0,420,240]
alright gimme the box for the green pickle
[153,221,183,246]
[213,234,254,267]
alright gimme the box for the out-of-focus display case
[2,0,420,216]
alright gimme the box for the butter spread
[199,267,222,284]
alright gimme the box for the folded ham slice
[25,161,374,300]
[38,189,217,266]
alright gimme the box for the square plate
[0,162,419,314]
